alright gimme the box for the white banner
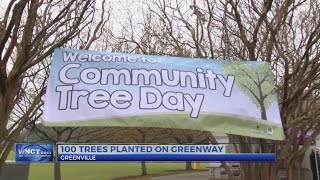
[43,48,284,140]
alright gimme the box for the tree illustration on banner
[223,61,276,120]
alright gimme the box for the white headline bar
[57,145,226,154]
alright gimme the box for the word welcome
[63,52,157,63]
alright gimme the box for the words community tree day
[56,51,234,118]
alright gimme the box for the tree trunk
[260,163,277,180]
[242,163,259,180]
[0,140,14,176]
[240,162,278,180]
[54,134,61,180]
[141,161,147,175]
[269,164,278,180]
[261,105,267,120]
[287,160,301,180]
[0,151,6,176]
[54,162,61,180]
[186,161,193,170]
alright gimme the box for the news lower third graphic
[14,143,276,162]
[16,144,53,162]
[56,144,276,162]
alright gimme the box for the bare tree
[105,0,320,179]
[0,0,109,174]
[219,1,320,179]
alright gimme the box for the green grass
[7,151,15,161]
[28,162,208,180]
[6,150,208,180]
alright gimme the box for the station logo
[16,144,53,162]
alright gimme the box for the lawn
[6,152,208,180]
[29,162,206,180]
[7,151,15,161]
